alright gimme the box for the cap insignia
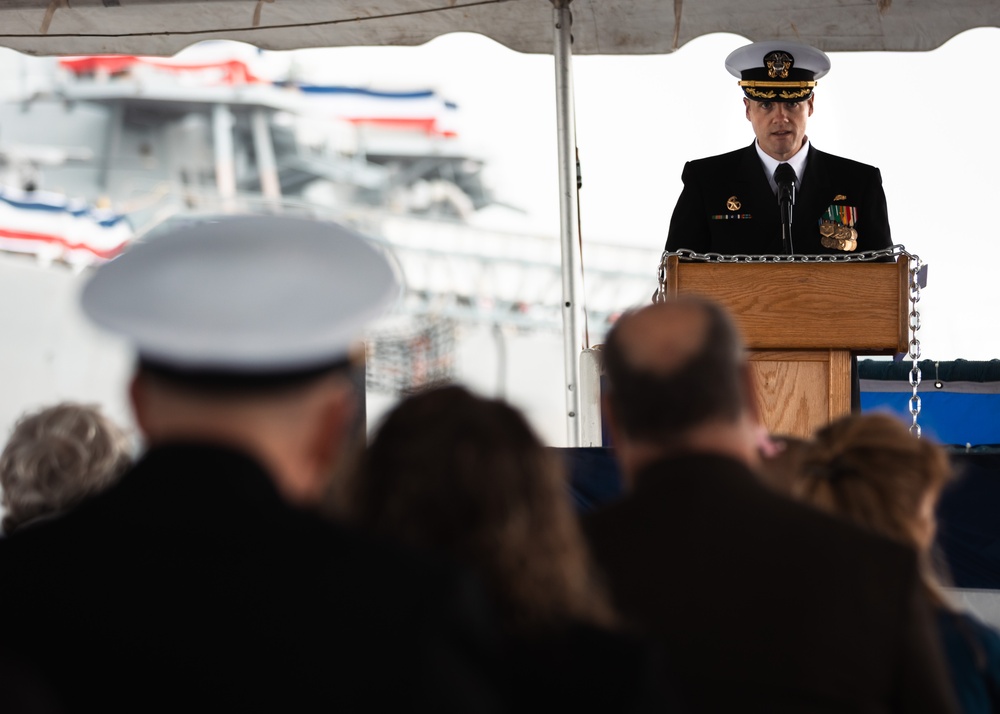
[764,51,794,79]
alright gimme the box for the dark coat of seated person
[583,297,958,714]
[0,216,504,714]
[341,384,683,713]
[765,413,1000,714]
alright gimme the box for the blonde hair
[0,403,132,533]
[791,412,954,605]
[347,386,616,633]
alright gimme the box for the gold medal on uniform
[819,203,858,252]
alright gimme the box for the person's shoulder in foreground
[0,215,504,713]
[0,446,504,712]
[584,297,957,713]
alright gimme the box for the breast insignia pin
[833,194,847,201]
[726,196,741,211]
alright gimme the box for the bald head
[612,301,711,375]
[602,297,749,446]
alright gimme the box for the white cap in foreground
[81,214,400,377]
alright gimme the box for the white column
[251,108,282,205]
[212,103,237,210]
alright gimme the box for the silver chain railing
[906,253,923,437]
[655,245,924,436]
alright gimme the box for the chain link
[907,254,923,437]
[655,245,924,436]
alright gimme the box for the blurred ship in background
[0,43,653,444]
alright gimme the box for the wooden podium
[662,256,910,438]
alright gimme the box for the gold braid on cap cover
[741,82,816,100]
[739,80,817,89]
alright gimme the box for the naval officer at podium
[664,41,893,257]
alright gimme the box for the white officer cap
[80,214,400,380]
[726,41,830,102]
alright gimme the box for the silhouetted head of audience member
[128,360,359,508]
[601,297,759,479]
[81,215,398,510]
[788,412,954,602]
[0,403,131,534]
[349,385,614,633]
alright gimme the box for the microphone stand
[774,164,797,255]
[778,185,794,254]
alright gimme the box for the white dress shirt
[756,139,810,195]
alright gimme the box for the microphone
[774,163,796,254]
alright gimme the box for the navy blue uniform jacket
[665,143,892,256]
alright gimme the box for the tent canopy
[1,0,998,58]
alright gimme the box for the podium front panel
[664,258,908,353]
[749,349,852,438]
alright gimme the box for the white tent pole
[552,0,583,446]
